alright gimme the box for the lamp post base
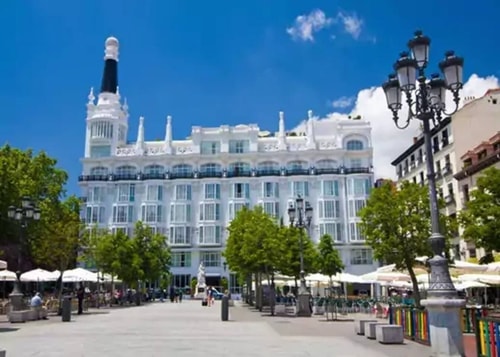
[421,298,466,357]
[296,292,311,317]
[9,291,24,312]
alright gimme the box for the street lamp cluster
[382,30,466,356]
[7,196,41,311]
[287,196,313,317]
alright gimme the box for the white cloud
[286,9,333,42]
[292,74,499,180]
[331,96,355,109]
[337,12,363,39]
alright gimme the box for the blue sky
[1,0,500,195]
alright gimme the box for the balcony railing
[79,166,373,183]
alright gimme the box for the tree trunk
[406,263,421,307]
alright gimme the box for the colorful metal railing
[389,306,489,346]
[390,306,430,345]
[475,317,500,357]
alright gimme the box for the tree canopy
[224,206,282,278]
[459,167,500,253]
[359,181,453,305]
[317,234,344,279]
[0,145,71,270]
[277,226,319,280]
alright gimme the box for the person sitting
[30,292,48,319]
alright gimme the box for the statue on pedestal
[195,262,207,299]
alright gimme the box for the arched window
[257,161,279,171]
[115,165,136,176]
[172,164,193,175]
[90,167,109,176]
[346,140,364,151]
[286,161,308,170]
[200,163,222,174]
[315,160,337,169]
[228,162,250,176]
[144,165,164,175]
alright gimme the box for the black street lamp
[7,197,41,311]
[287,196,313,317]
[382,30,465,356]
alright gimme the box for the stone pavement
[1,301,435,357]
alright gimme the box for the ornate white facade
[79,37,378,288]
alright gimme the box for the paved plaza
[1,301,434,357]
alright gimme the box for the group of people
[205,286,215,306]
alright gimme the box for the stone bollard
[221,296,229,321]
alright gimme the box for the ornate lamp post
[287,196,313,317]
[382,30,465,356]
[7,197,41,311]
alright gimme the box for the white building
[79,37,378,289]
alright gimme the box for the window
[229,162,251,176]
[170,204,191,223]
[169,226,192,245]
[111,227,128,237]
[200,141,221,155]
[232,183,250,199]
[146,185,163,201]
[348,199,365,217]
[87,187,105,203]
[172,274,191,289]
[175,185,192,200]
[287,161,307,170]
[262,202,279,218]
[229,202,250,220]
[319,223,343,242]
[291,181,309,197]
[447,183,454,197]
[319,200,341,218]
[442,129,449,146]
[350,248,373,265]
[115,184,135,202]
[199,226,222,245]
[257,161,280,173]
[262,182,279,198]
[144,165,164,175]
[204,183,221,199]
[200,251,221,267]
[171,252,192,267]
[350,159,362,168]
[172,164,193,176]
[229,140,249,154]
[322,180,339,197]
[200,163,221,174]
[436,160,442,174]
[316,160,337,169]
[420,171,425,183]
[348,179,371,196]
[199,203,221,221]
[90,167,109,176]
[85,206,105,224]
[141,204,163,223]
[90,146,111,158]
[116,165,136,176]
[112,205,134,223]
[349,222,364,241]
[462,184,470,202]
[346,140,364,150]
[432,136,440,153]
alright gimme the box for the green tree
[459,167,500,253]
[30,196,82,271]
[225,206,282,278]
[132,221,171,284]
[317,234,344,284]
[277,226,319,282]
[0,145,69,269]
[359,181,452,306]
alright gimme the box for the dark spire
[100,37,119,94]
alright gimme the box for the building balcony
[169,172,195,179]
[113,174,139,181]
[286,168,310,176]
[142,172,166,180]
[315,168,341,175]
[344,167,370,174]
[441,164,453,177]
[256,169,281,177]
[226,170,252,178]
[198,240,223,246]
[78,174,111,182]
[444,194,455,205]
[169,239,192,247]
[198,171,223,179]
